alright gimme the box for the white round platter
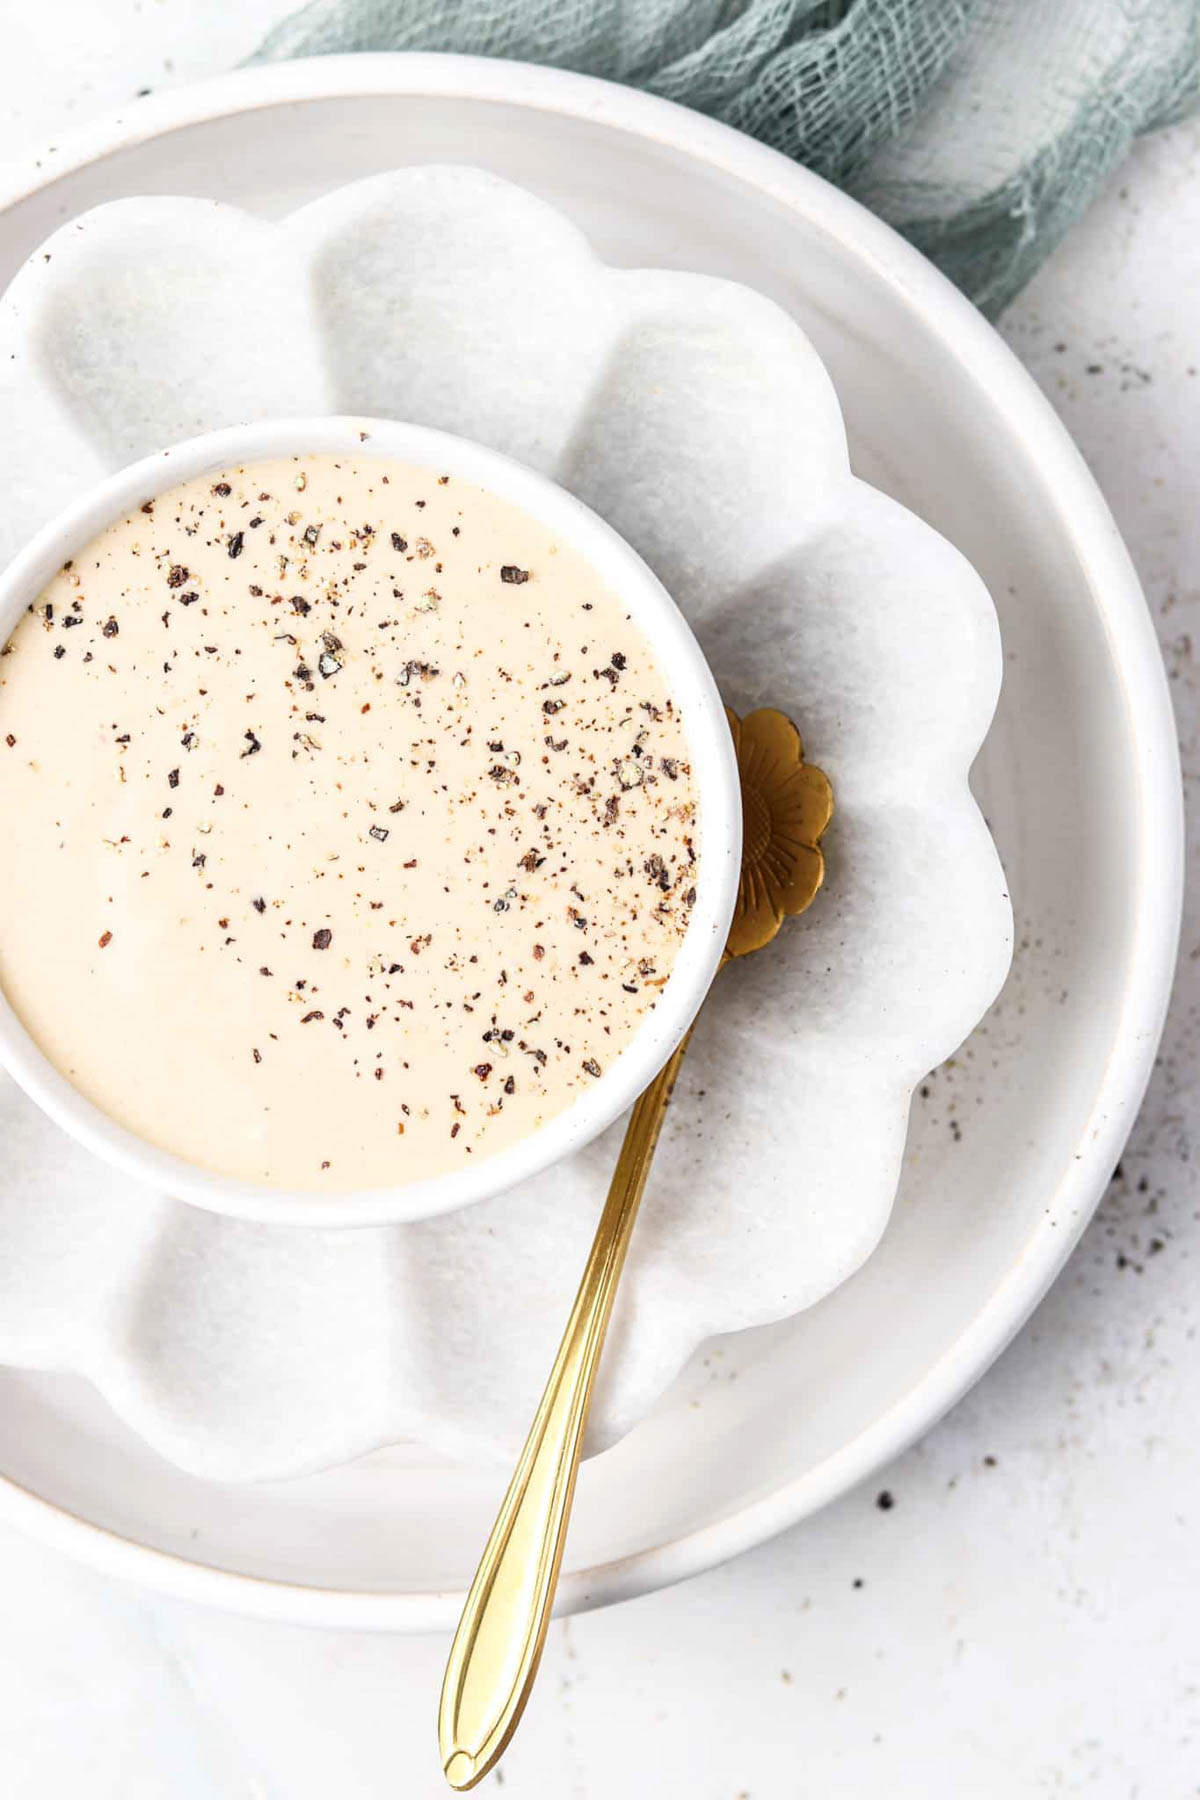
[0,54,1181,1629]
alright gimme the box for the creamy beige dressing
[0,454,699,1189]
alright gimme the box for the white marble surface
[1,8,1199,1796]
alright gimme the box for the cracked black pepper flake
[291,596,310,614]
[252,896,266,914]
[167,565,189,587]
[582,1058,602,1078]
[212,481,231,497]
[227,532,244,559]
[301,1010,324,1023]
[312,928,332,950]
[167,768,180,789]
[645,853,671,892]
[500,565,529,585]
[102,616,119,638]
[391,533,407,552]
[369,825,388,842]
[53,645,65,659]
[473,1063,492,1080]
[242,729,262,757]
[303,525,321,547]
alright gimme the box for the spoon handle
[439,1032,692,1790]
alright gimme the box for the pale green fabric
[252,0,1199,315]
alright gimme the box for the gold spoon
[439,708,833,1790]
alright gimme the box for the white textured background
[2,7,1199,1796]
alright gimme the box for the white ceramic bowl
[0,413,741,1228]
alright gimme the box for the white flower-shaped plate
[0,160,1011,1481]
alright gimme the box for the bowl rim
[0,412,742,1228]
[0,52,1183,1629]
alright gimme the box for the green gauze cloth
[251,0,1200,315]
